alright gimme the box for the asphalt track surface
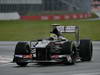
[0,41,100,75]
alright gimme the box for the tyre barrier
[0,12,20,20]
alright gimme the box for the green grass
[0,20,100,41]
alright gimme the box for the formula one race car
[13,24,93,67]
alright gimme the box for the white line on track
[0,56,12,64]
[30,72,100,75]
[0,55,13,67]
[72,72,100,75]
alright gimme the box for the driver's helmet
[50,33,58,40]
[51,23,60,26]
[51,24,60,29]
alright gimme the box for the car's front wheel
[16,62,28,67]
[13,42,31,66]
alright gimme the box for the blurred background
[0,0,95,16]
[0,0,100,40]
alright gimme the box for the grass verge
[0,19,100,41]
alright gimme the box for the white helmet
[50,33,58,40]
[51,24,60,27]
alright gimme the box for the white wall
[0,12,20,20]
[0,0,42,4]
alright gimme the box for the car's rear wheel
[14,42,31,66]
[79,39,93,61]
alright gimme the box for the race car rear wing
[55,25,79,43]
[56,26,79,33]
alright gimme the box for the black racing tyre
[79,39,93,61]
[14,42,30,66]
[16,62,28,67]
[15,42,31,55]
[62,41,76,65]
